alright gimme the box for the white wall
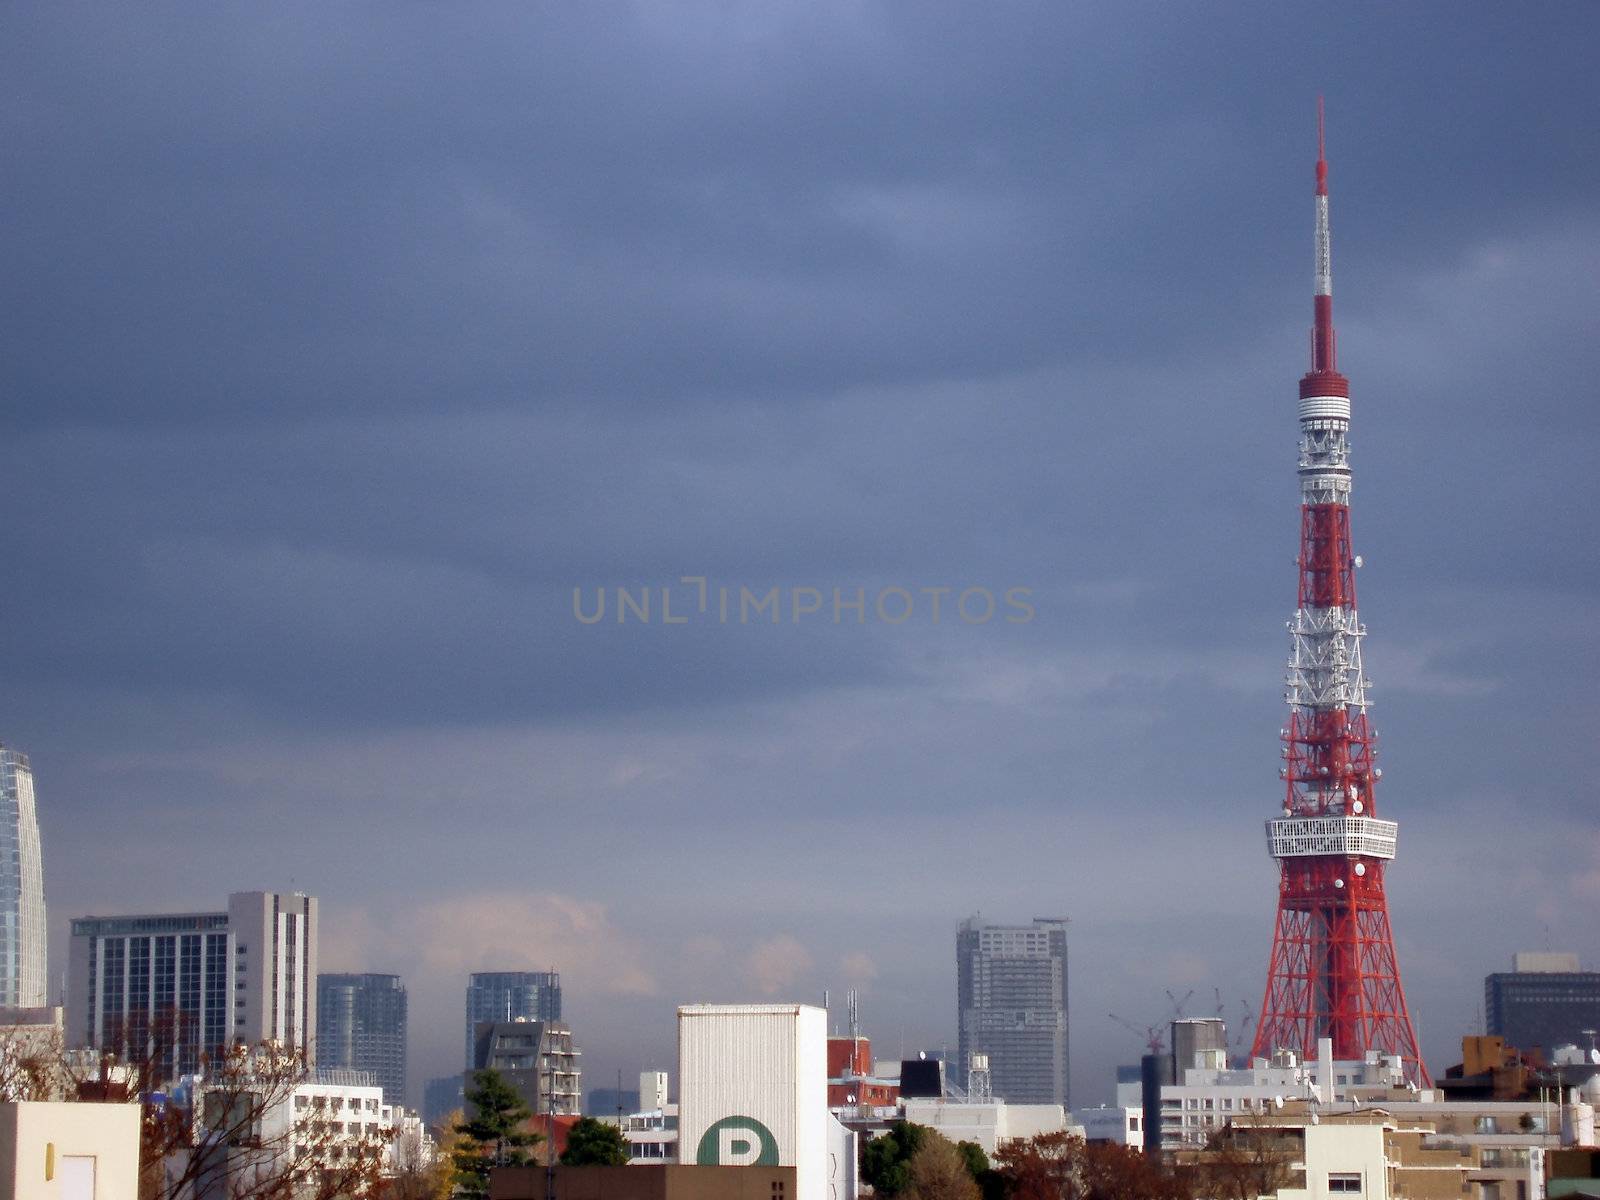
[677,1004,827,1200]
[1277,1123,1390,1200]
[0,1101,141,1200]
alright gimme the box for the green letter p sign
[696,1115,780,1166]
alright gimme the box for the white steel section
[1267,815,1397,860]
[677,1004,826,1200]
[1315,194,1332,296]
[1284,606,1370,711]
[1298,412,1352,506]
[1298,396,1351,422]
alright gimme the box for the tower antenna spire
[1316,95,1327,194]
[1311,99,1336,372]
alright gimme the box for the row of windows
[294,1095,384,1113]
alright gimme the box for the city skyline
[2,2,1596,1109]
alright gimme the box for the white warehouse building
[677,1003,855,1200]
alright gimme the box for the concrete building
[1072,1103,1143,1149]
[1487,955,1600,1059]
[640,1070,668,1112]
[0,1100,140,1200]
[0,746,46,1011]
[316,973,407,1107]
[468,1020,581,1117]
[899,1097,1076,1156]
[1154,1043,1415,1148]
[465,972,560,1069]
[1171,1017,1228,1072]
[163,1063,432,1197]
[1150,1035,1600,1198]
[620,1104,678,1165]
[826,1036,899,1112]
[1189,1107,1482,1200]
[619,1071,678,1165]
[957,917,1069,1106]
[68,892,317,1083]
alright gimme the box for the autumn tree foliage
[1186,1120,1297,1200]
[992,1131,1188,1200]
[902,1133,981,1200]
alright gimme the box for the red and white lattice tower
[1249,102,1429,1086]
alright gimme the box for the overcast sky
[3,2,1597,1109]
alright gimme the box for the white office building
[68,892,318,1082]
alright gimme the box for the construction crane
[1109,1013,1164,1056]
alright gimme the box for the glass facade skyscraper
[464,971,560,1068]
[0,745,47,1009]
[318,972,408,1106]
[1486,954,1600,1056]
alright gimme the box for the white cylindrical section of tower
[1315,195,1332,297]
[1299,396,1350,422]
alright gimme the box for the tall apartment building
[1486,953,1600,1056]
[0,745,46,1008]
[957,916,1069,1106]
[463,971,560,1068]
[466,1020,580,1117]
[68,891,317,1082]
[317,973,407,1107]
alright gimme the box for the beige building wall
[0,1101,140,1200]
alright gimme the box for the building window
[1328,1173,1362,1193]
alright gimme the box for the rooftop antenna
[1316,95,1327,192]
[848,989,860,1044]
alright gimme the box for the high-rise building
[463,971,560,1068]
[0,745,46,1009]
[466,1020,580,1117]
[423,1073,465,1128]
[1486,954,1600,1056]
[956,916,1069,1106]
[68,891,317,1082]
[317,972,407,1106]
[1250,105,1427,1084]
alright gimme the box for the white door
[61,1155,96,1200]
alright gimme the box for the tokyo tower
[1249,103,1429,1086]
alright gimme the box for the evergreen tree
[861,1122,932,1196]
[452,1070,542,1199]
[559,1115,630,1166]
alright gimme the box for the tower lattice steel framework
[1249,104,1429,1086]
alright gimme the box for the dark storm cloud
[3,0,1597,1106]
[7,3,1594,429]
